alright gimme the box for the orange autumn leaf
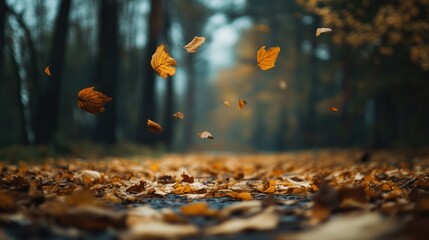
[257,46,280,70]
[172,112,184,120]
[329,107,339,112]
[183,36,206,53]
[238,98,247,109]
[147,119,163,133]
[180,202,217,217]
[316,27,332,37]
[151,44,177,78]
[173,183,193,194]
[229,192,253,200]
[77,87,112,114]
[44,66,51,76]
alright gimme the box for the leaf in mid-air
[238,98,247,110]
[44,66,51,76]
[151,44,177,78]
[147,119,163,133]
[329,107,339,112]
[198,131,213,139]
[316,28,332,37]
[172,112,185,120]
[257,46,280,70]
[77,87,112,114]
[183,36,206,53]
[224,100,231,107]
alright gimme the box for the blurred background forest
[1,0,429,156]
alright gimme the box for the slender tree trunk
[136,0,163,145]
[33,0,71,144]
[183,52,195,149]
[93,0,119,144]
[0,0,5,81]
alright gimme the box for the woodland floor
[1,149,429,240]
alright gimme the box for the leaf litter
[1,150,429,239]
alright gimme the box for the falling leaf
[151,44,177,78]
[238,98,247,109]
[198,131,213,139]
[257,46,280,70]
[329,107,339,112]
[223,100,231,107]
[77,87,112,114]
[316,27,332,37]
[279,80,287,90]
[181,173,194,183]
[180,202,217,217]
[44,66,51,76]
[172,112,184,120]
[183,36,206,53]
[147,119,163,133]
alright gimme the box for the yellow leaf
[151,44,177,78]
[229,192,253,200]
[77,87,112,114]
[180,202,217,217]
[316,27,332,37]
[183,36,206,53]
[257,46,280,70]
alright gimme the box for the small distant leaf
[316,28,332,37]
[223,100,231,107]
[238,98,247,109]
[44,66,51,76]
[151,44,177,78]
[77,87,112,114]
[172,112,184,120]
[329,107,339,112]
[147,119,163,133]
[183,36,206,53]
[279,80,287,90]
[198,131,213,139]
[257,46,280,70]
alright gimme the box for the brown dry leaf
[205,207,279,235]
[329,107,339,112]
[126,181,146,194]
[172,112,184,120]
[198,131,213,139]
[44,66,51,76]
[181,172,194,183]
[261,180,276,193]
[77,87,112,114]
[183,36,206,53]
[316,27,333,37]
[229,192,253,201]
[0,191,17,212]
[147,119,163,133]
[180,202,217,217]
[257,46,280,70]
[223,100,231,107]
[151,44,177,78]
[238,98,247,109]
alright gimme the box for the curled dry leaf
[316,27,332,37]
[329,107,339,112]
[257,46,280,70]
[198,131,213,139]
[183,36,206,53]
[77,87,112,114]
[147,119,163,133]
[151,44,177,78]
[223,100,231,107]
[44,66,51,76]
[238,98,247,109]
[172,112,184,120]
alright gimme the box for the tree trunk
[32,0,71,144]
[183,52,195,149]
[0,0,5,81]
[136,0,163,145]
[93,0,119,144]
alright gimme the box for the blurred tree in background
[0,0,428,153]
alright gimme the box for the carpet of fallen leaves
[1,149,429,239]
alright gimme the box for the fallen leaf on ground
[44,66,51,76]
[316,27,333,37]
[172,112,184,120]
[183,36,206,53]
[151,44,177,78]
[181,173,194,183]
[125,221,199,239]
[147,119,163,133]
[198,131,213,139]
[180,202,217,217]
[257,46,280,70]
[229,192,253,200]
[77,87,112,114]
[238,98,247,109]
